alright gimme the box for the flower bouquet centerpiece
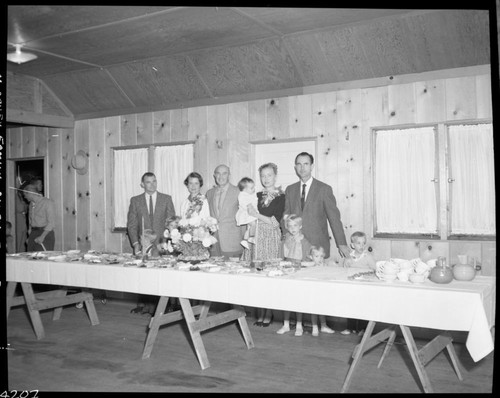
[168,215,218,262]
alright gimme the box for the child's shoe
[320,325,335,334]
[240,240,250,249]
[248,237,256,244]
[276,325,290,334]
[312,327,319,337]
[340,329,352,335]
[294,327,303,337]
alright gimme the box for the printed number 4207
[0,391,39,398]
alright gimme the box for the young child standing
[340,231,375,336]
[308,246,336,336]
[236,177,259,250]
[277,215,313,337]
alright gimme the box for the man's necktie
[301,183,306,210]
[149,195,154,227]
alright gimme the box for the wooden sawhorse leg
[6,282,100,340]
[341,320,392,393]
[141,296,254,370]
[400,326,463,393]
[341,321,463,393]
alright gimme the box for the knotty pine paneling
[227,102,250,185]
[445,76,477,120]
[8,128,23,158]
[388,82,416,125]
[171,108,189,143]
[248,100,266,142]
[22,127,36,158]
[47,129,63,250]
[265,97,289,140]
[476,74,492,119]
[105,116,123,253]
[89,119,106,251]
[415,80,446,124]
[6,67,494,267]
[34,127,49,158]
[481,242,496,277]
[207,104,229,179]
[153,110,171,144]
[391,240,421,260]
[336,89,364,240]
[136,112,153,145]
[418,241,449,262]
[311,91,336,184]
[188,106,209,179]
[74,120,91,252]
[288,95,313,139]
[61,129,77,250]
[120,114,137,146]
[361,86,389,237]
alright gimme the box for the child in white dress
[235,177,259,249]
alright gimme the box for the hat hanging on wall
[71,150,88,175]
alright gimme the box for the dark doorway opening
[14,158,45,252]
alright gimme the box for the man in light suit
[127,172,175,314]
[284,152,350,259]
[206,164,245,260]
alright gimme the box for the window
[447,123,495,237]
[373,123,495,239]
[112,143,193,230]
[252,139,316,190]
[374,126,438,236]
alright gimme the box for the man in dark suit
[284,152,350,259]
[127,172,175,255]
[206,164,245,260]
[127,172,175,314]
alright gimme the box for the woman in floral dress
[243,162,285,326]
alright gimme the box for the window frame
[444,120,495,241]
[372,120,495,241]
[111,140,194,232]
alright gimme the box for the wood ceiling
[6,6,492,121]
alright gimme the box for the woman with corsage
[180,172,210,222]
[243,162,285,327]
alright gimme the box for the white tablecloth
[6,258,495,362]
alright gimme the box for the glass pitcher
[429,256,453,284]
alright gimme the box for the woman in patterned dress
[243,162,285,326]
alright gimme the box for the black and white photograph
[1,3,497,394]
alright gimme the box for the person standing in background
[206,164,245,260]
[23,184,55,251]
[127,172,175,315]
[284,152,350,259]
[15,182,29,252]
[127,172,175,255]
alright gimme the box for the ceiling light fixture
[7,44,38,64]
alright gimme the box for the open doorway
[13,158,45,252]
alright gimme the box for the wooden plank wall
[5,68,495,275]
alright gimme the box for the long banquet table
[6,256,495,392]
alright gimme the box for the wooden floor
[6,296,495,393]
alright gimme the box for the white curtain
[113,148,149,228]
[375,127,438,234]
[448,124,495,235]
[154,144,194,216]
